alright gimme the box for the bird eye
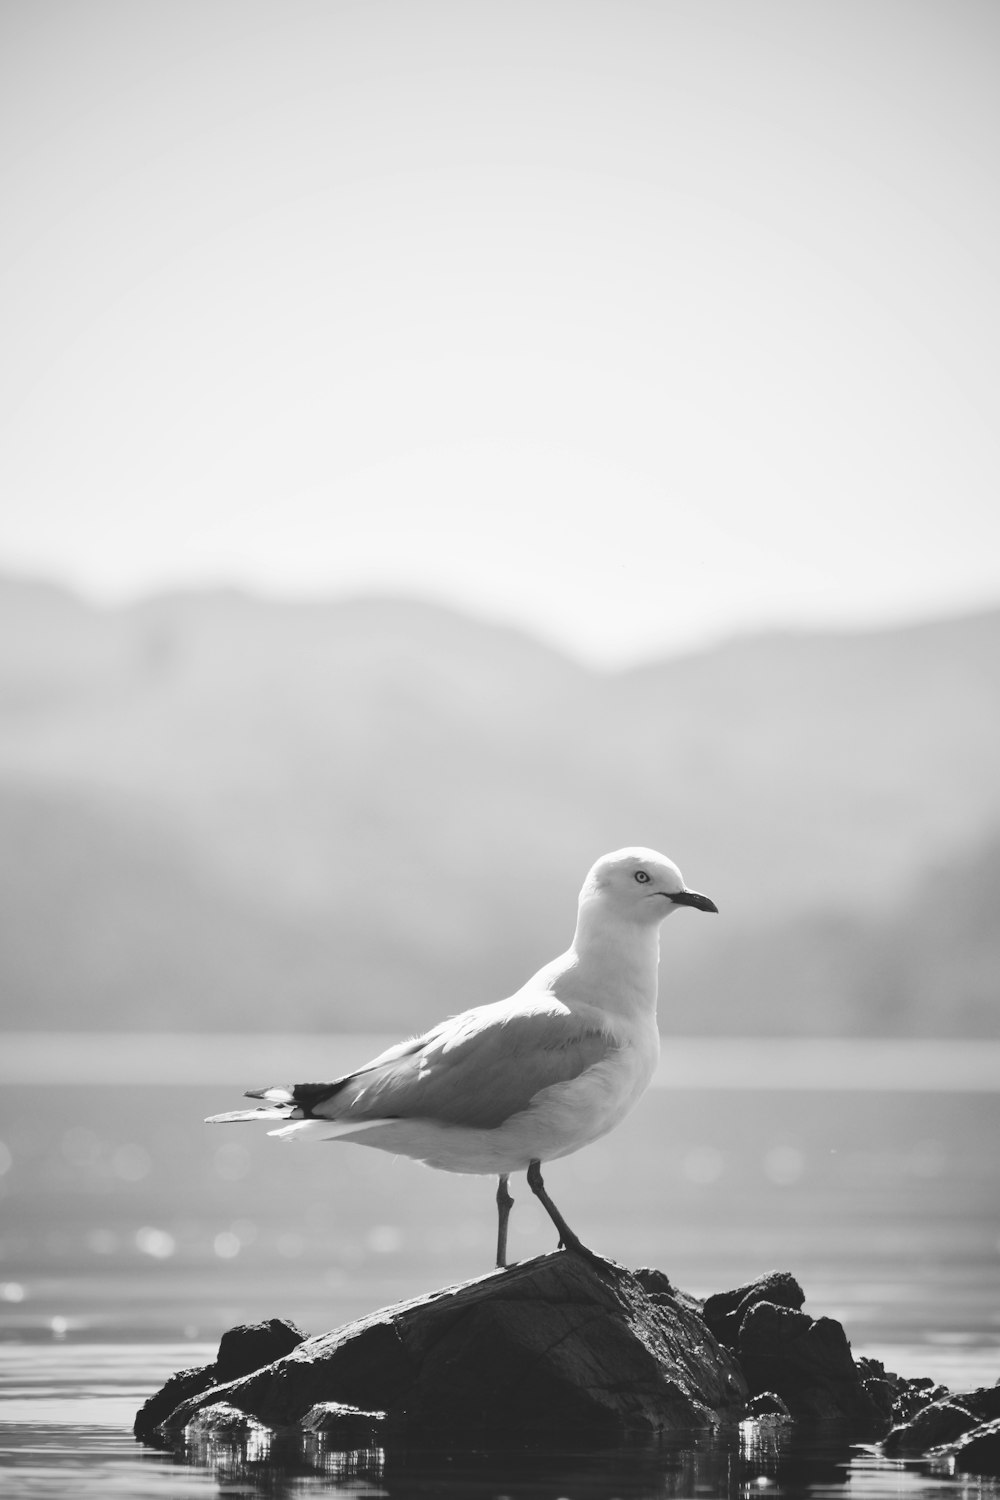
[634,870,651,884]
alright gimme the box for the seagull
[206,847,717,1268]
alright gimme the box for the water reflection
[144,1421,1000,1499]
[158,1422,869,1500]
[3,1337,998,1500]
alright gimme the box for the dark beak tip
[673,890,719,914]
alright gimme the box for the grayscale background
[0,1,998,1370]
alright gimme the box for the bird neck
[565,904,661,1023]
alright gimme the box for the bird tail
[245,1080,352,1109]
[205,1105,290,1124]
[205,1076,352,1127]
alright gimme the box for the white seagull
[206,847,717,1267]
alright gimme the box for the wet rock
[135,1261,921,1447]
[858,1378,896,1424]
[854,1359,949,1426]
[215,1318,306,1383]
[133,1317,307,1443]
[885,1386,1000,1456]
[632,1267,705,1319]
[734,1301,883,1424]
[945,1417,1000,1476]
[854,1360,900,1425]
[155,1253,748,1441]
[702,1272,805,1349]
[299,1402,388,1444]
[744,1391,792,1419]
[133,1365,217,1443]
[891,1378,950,1425]
[963,1387,1000,1424]
[184,1401,271,1437]
[884,1399,983,1455]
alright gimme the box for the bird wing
[278,998,620,1132]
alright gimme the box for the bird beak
[669,889,719,914]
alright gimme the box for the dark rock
[962,1386,1000,1424]
[702,1271,805,1349]
[133,1317,308,1443]
[885,1387,1000,1456]
[892,1381,950,1425]
[745,1391,792,1419]
[735,1301,882,1424]
[631,1266,705,1319]
[883,1399,982,1455]
[855,1356,901,1388]
[631,1267,677,1297]
[859,1376,897,1424]
[136,1262,913,1448]
[184,1401,270,1437]
[946,1417,1000,1476]
[299,1402,388,1444]
[215,1318,306,1383]
[740,1301,813,1350]
[133,1364,216,1443]
[154,1254,748,1441]
[854,1360,905,1424]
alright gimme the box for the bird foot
[558,1232,620,1276]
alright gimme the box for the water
[2,1346,993,1500]
[1,1036,999,1496]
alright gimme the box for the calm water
[1,1036,999,1497]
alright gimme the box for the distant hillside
[1,576,998,1035]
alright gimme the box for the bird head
[579,847,718,925]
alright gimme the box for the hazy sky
[2,0,999,663]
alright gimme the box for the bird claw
[560,1236,620,1275]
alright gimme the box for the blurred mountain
[1,575,998,1036]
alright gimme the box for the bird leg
[526,1159,605,1267]
[495,1174,514,1268]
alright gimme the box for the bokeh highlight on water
[2,1037,999,1361]
[1,1036,999,1497]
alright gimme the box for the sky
[1,0,999,665]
